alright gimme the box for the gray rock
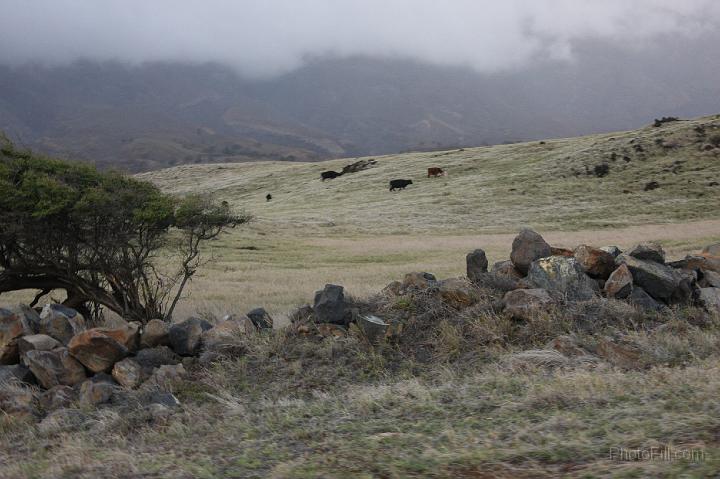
[140,319,170,349]
[526,256,599,301]
[313,284,352,325]
[628,242,666,264]
[24,348,87,389]
[510,228,552,275]
[355,315,388,343]
[112,358,144,389]
[38,385,76,412]
[149,392,181,408]
[168,317,212,356]
[79,380,114,406]
[616,254,681,302]
[16,304,41,334]
[466,249,489,282]
[246,308,273,329]
[698,287,720,312]
[628,287,664,312]
[599,246,622,258]
[134,346,182,375]
[39,304,86,345]
[702,243,720,257]
[0,364,35,385]
[699,270,720,288]
[18,334,60,359]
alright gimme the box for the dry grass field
[3,116,720,478]
[136,115,720,319]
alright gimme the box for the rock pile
[0,305,273,417]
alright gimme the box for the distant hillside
[3,33,720,172]
[139,114,720,233]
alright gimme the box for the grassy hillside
[140,114,720,234]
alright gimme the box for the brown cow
[427,167,446,177]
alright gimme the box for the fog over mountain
[1,1,719,171]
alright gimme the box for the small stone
[246,308,273,329]
[68,329,128,373]
[438,278,479,308]
[355,315,388,343]
[702,243,720,257]
[168,317,212,356]
[628,242,666,264]
[604,264,633,299]
[147,364,186,390]
[599,246,622,258]
[401,272,437,290]
[697,287,720,312]
[466,249,488,282]
[503,289,555,320]
[316,323,347,338]
[38,385,76,412]
[628,287,664,312]
[0,308,32,365]
[134,346,182,375]
[140,319,170,348]
[112,358,144,389]
[510,228,552,275]
[0,384,35,417]
[79,380,114,406]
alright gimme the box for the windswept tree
[0,138,249,323]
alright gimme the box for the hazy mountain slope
[2,34,720,171]
[139,114,720,234]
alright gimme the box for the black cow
[266,194,272,202]
[321,170,343,181]
[389,179,413,191]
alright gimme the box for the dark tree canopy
[0,138,249,322]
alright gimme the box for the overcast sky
[2,0,719,77]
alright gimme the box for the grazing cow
[266,194,272,202]
[427,167,446,177]
[321,170,342,181]
[389,179,413,191]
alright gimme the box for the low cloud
[2,0,718,77]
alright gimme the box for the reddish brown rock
[503,288,555,320]
[316,323,348,338]
[604,264,634,299]
[68,329,128,373]
[0,308,29,365]
[550,246,575,257]
[401,272,437,290]
[510,229,552,275]
[574,245,616,279]
[97,322,140,352]
[79,380,114,406]
[24,348,86,389]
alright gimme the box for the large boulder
[526,256,599,301]
[574,245,616,279]
[510,228,552,275]
[503,289,555,320]
[313,284,353,325]
[0,308,32,364]
[68,329,129,373]
[628,242,665,264]
[39,304,86,345]
[698,288,720,313]
[24,348,86,389]
[466,249,488,282]
[168,318,213,356]
[141,319,171,348]
[616,254,681,302]
[604,264,633,299]
[438,278,479,308]
[246,308,273,330]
